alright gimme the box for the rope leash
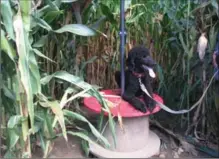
[139,71,218,114]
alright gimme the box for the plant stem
[17,67,31,157]
[202,66,206,135]
[186,0,191,130]
[0,56,1,154]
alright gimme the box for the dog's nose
[147,57,156,66]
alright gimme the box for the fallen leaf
[177,147,184,155]
[173,151,179,158]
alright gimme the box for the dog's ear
[126,51,136,71]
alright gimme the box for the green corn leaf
[60,88,90,108]
[8,129,19,149]
[90,90,116,148]
[40,74,54,85]
[61,0,78,3]
[126,12,144,23]
[54,24,96,36]
[81,139,89,157]
[33,35,48,48]
[20,0,31,31]
[2,85,16,100]
[64,110,110,148]
[32,122,41,134]
[29,51,41,94]
[211,0,218,16]
[67,131,94,144]
[99,3,117,25]
[0,0,15,40]
[36,0,62,18]
[179,33,189,54]
[80,56,98,74]
[40,71,92,90]
[7,115,24,128]
[32,16,53,31]
[39,132,46,153]
[12,75,20,101]
[32,48,55,63]
[43,109,55,138]
[190,1,211,14]
[43,10,63,24]
[60,87,75,108]
[157,65,164,84]
[49,101,67,141]
[209,24,217,52]
[46,0,59,11]
[39,99,67,141]
[90,16,107,30]
[1,29,16,62]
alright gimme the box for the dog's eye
[143,55,147,58]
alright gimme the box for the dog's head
[126,46,156,78]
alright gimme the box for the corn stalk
[1,0,112,158]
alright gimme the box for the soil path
[33,128,212,158]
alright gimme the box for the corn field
[1,0,219,158]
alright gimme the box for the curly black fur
[115,46,156,113]
[216,54,219,66]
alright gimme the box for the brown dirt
[32,127,213,158]
[152,128,211,158]
[32,135,86,158]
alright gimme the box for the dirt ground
[32,106,217,158]
[32,135,85,158]
[32,127,213,158]
[151,128,211,158]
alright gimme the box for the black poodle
[115,46,157,113]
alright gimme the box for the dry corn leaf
[104,99,115,108]
[117,112,124,133]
